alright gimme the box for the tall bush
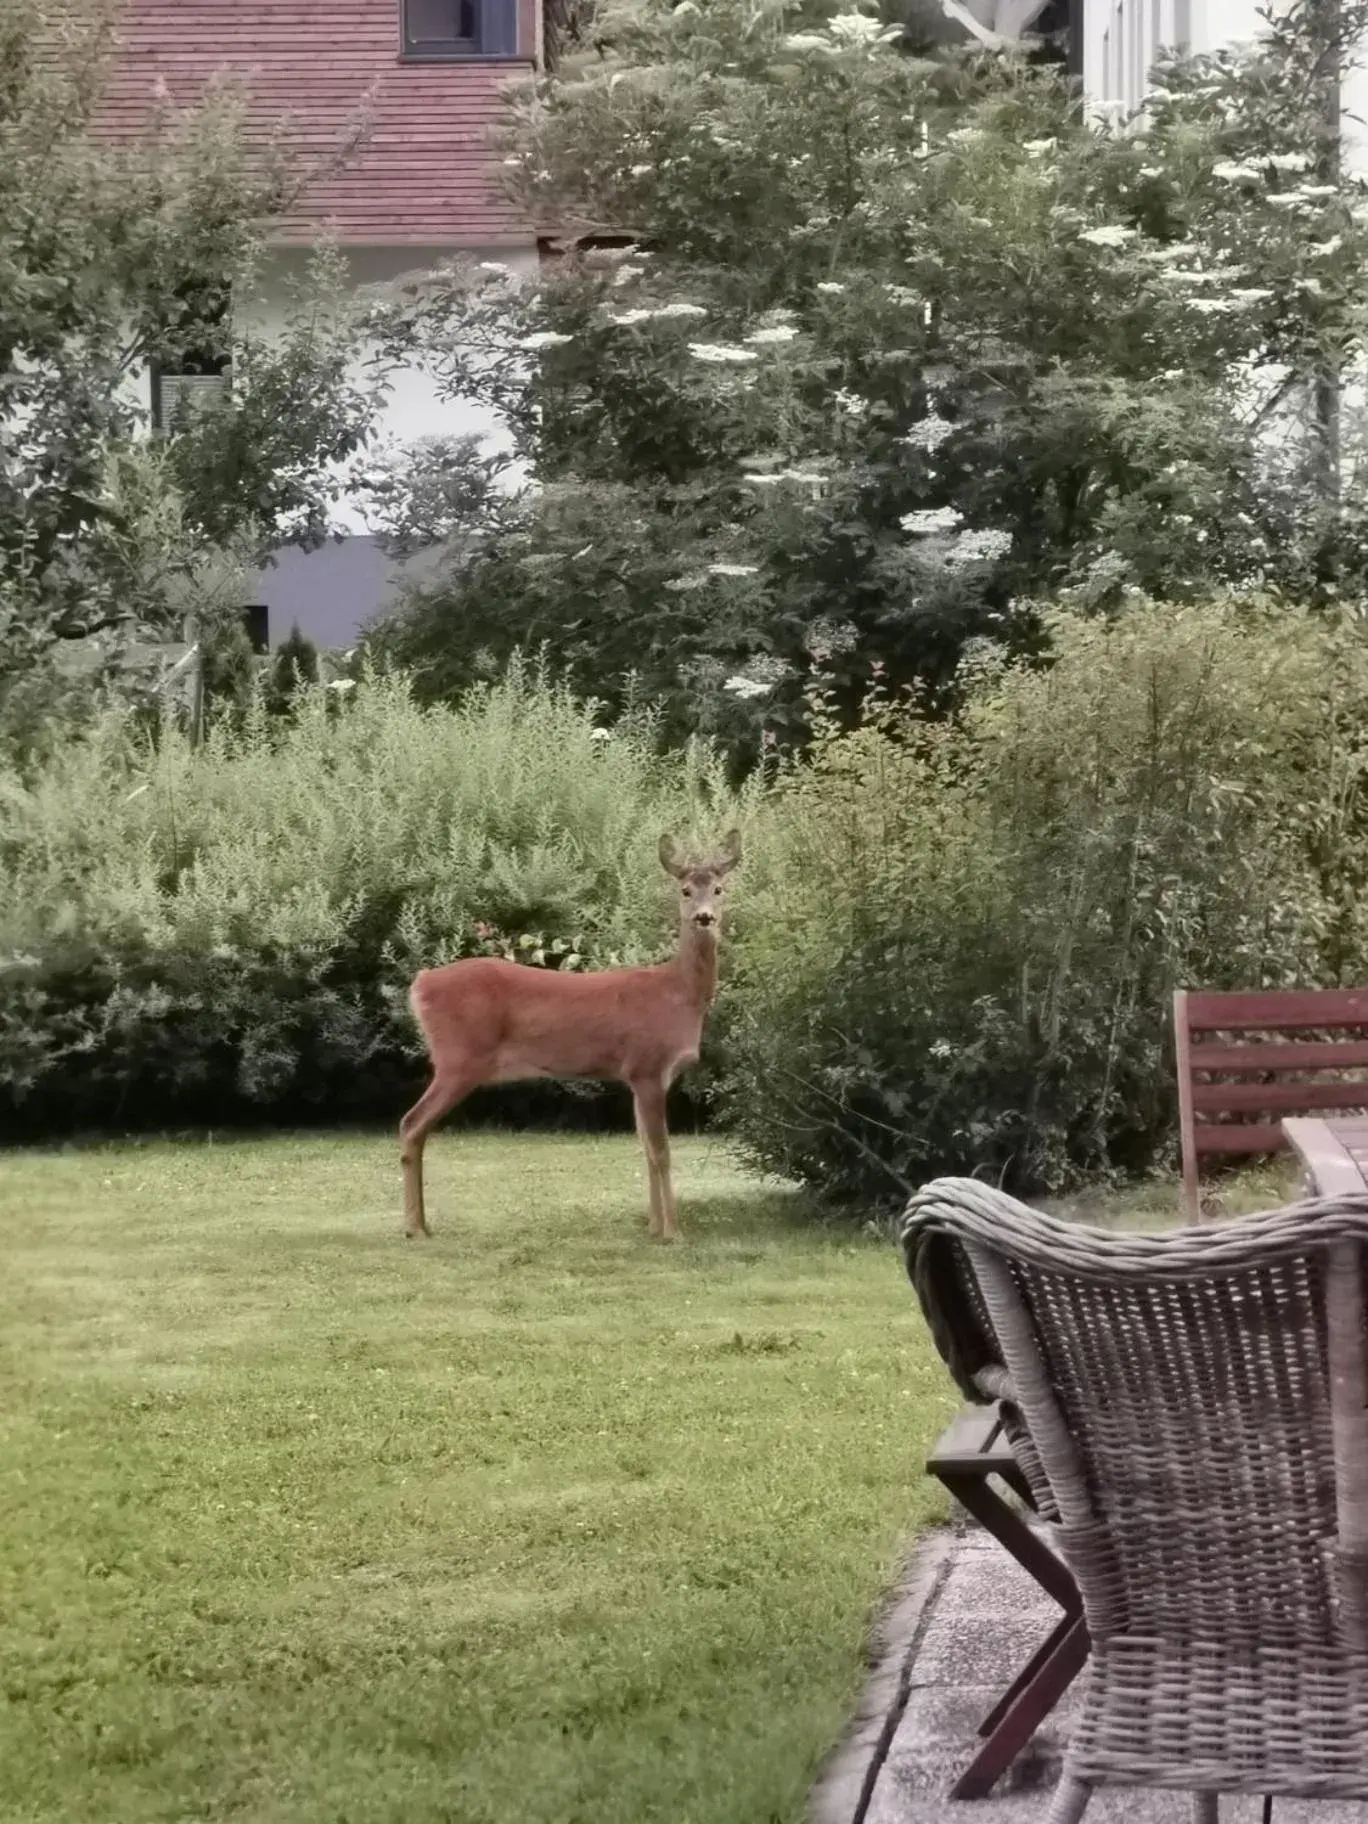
[718,599,1368,1201]
[0,663,750,1134]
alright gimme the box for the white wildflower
[664,574,709,592]
[901,506,962,535]
[519,331,572,350]
[654,302,708,319]
[903,413,955,453]
[327,678,357,693]
[479,261,511,274]
[1188,298,1237,313]
[1311,235,1344,256]
[608,309,653,326]
[746,324,799,344]
[724,675,772,699]
[743,473,786,488]
[689,342,757,363]
[783,32,835,50]
[816,281,846,294]
[944,527,1012,568]
[709,562,760,577]
[1229,287,1274,303]
[590,727,611,742]
[1212,160,1260,181]
[1023,138,1057,156]
[930,1039,954,1059]
[1267,191,1309,208]
[1079,224,1138,247]
[834,388,868,416]
[827,10,884,42]
[1294,184,1337,199]
[630,164,652,176]
[1269,151,1312,172]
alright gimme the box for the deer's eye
[682,887,693,897]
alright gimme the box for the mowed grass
[0,1132,952,1824]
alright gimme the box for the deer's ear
[659,833,687,878]
[716,828,743,873]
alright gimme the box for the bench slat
[1189,1040,1368,1073]
[1191,1123,1286,1156]
[1192,1079,1368,1116]
[1185,989,1368,1031]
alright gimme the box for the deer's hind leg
[631,1078,677,1241]
[399,1071,473,1239]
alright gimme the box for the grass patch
[0,1132,952,1824]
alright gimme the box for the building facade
[1077,0,1368,160]
[102,0,543,648]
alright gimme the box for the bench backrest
[1175,987,1368,1216]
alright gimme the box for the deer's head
[659,830,743,934]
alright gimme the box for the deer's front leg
[631,1080,674,1239]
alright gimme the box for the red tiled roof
[98,2,538,246]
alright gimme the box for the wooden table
[927,1405,1088,1798]
[1283,1116,1368,1195]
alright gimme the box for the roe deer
[400,829,743,1241]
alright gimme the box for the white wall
[219,241,537,648]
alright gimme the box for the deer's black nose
[693,909,717,927]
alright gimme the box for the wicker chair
[902,1177,1368,1824]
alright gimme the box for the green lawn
[0,1132,953,1824]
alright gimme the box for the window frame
[398,0,520,60]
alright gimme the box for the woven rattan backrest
[903,1180,1368,1650]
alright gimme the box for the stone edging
[809,1527,957,1824]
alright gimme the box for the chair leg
[1192,1795,1218,1824]
[1047,1771,1093,1824]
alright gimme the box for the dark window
[401,0,518,57]
[242,604,270,655]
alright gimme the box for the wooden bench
[1175,987,1368,1218]
[927,1404,1086,1797]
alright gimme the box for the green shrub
[0,661,751,1134]
[719,599,1368,1203]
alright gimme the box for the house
[101,0,543,650]
[1073,0,1368,163]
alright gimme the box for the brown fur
[399,830,742,1240]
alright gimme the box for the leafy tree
[373,0,1368,755]
[265,624,321,716]
[0,0,382,716]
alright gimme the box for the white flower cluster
[833,389,869,416]
[743,468,828,488]
[784,11,884,51]
[689,343,756,364]
[606,304,709,329]
[520,331,573,350]
[1078,225,1138,248]
[723,653,789,699]
[902,413,955,453]
[816,281,847,295]
[900,505,962,535]
[826,10,884,43]
[709,562,759,577]
[724,675,771,699]
[943,527,1013,568]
